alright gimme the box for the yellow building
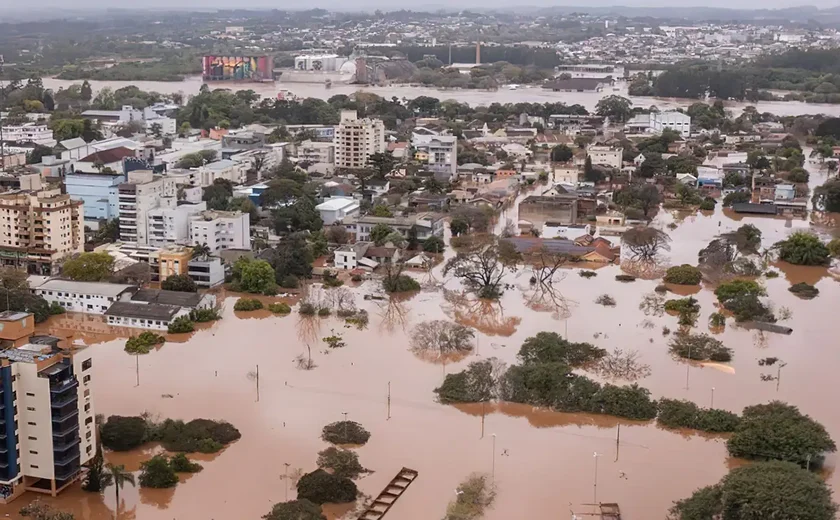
[0,188,83,275]
[156,246,192,281]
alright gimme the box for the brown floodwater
[3,167,840,519]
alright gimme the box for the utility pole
[710,387,715,408]
[593,452,601,505]
[491,433,497,483]
[255,364,260,402]
[776,362,787,392]
[387,382,391,420]
[135,355,139,387]
[284,463,291,501]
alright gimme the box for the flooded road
[42,76,840,116]
[1,166,839,519]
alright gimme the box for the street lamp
[710,387,715,408]
[491,433,497,483]
[593,452,601,504]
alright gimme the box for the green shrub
[317,307,331,317]
[48,301,66,315]
[615,274,636,282]
[654,284,669,293]
[234,298,264,311]
[765,270,780,278]
[280,275,299,289]
[298,303,316,315]
[664,297,700,326]
[268,302,292,314]
[321,421,370,445]
[383,274,421,293]
[139,455,179,488]
[789,282,819,299]
[316,447,369,479]
[153,418,240,453]
[579,270,597,278]
[167,316,195,334]
[709,312,726,327]
[699,197,716,211]
[657,399,740,432]
[663,264,702,285]
[828,238,840,258]
[125,331,165,354]
[169,453,203,473]
[350,274,363,282]
[101,415,148,451]
[263,499,326,520]
[775,231,830,266]
[727,401,836,467]
[161,274,198,292]
[518,332,606,367]
[591,383,658,421]
[189,308,221,322]
[296,469,357,505]
[435,359,500,404]
[715,280,774,322]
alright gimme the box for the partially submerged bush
[775,231,830,266]
[383,274,421,293]
[715,280,774,322]
[263,500,325,520]
[234,298,264,311]
[317,307,331,317]
[101,415,148,451]
[789,282,819,299]
[663,264,702,285]
[709,312,726,328]
[167,316,195,334]
[410,320,475,357]
[169,453,203,473]
[579,270,597,278]
[669,333,733,362]
[124,331,165,354]
[316,447,369,479]
[298,302,316,315]
[657,399,740,433]
[615,274,636,282]
[189,308,221,322]
[139,454,179,488]
[727,401,836,467]
[153,418,241,453]
[268,302,292,314]
[664,297,701,326]
[296,469,357,505]
[435,359,505,403]
[595,294,617,307]
[443,474,496,520]
[321,421,370,445]
[518,332,606,368]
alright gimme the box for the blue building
[64,171,126,226]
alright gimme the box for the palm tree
[191,243,212,260]
[105,463,136,519]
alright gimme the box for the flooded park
[0,159,837,519]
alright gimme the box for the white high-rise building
[147,202,207,248]
[189,210,251,254]
[411,134,458,178]
[0,311,96,503]
[334,110,386,169]
[118,170,177,246]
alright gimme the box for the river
[42,76,840,117]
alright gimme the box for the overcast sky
[1,0,835,12]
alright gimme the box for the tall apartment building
[0,311,95,502]
[0,187,84,275]
[147,202,207,248]
[411,134,458,178]
[333,110,385,169]
[189,210,251,254]
[118,170,177,246]
[299,140,335,166]
[64,170,126,227]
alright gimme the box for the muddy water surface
[3,175,840,519]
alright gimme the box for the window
[27,422,35,426]
[82,359,92,371]
[85,416,93,425]
[86,445,92,454]
[84,403,90,412]
[85,431,92,440]
[26,407,34,412]
[28,436,36,441]
[83,375,91,384]
[29,450,37,455]
[30,465,38,469]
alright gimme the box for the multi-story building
[0,311,95,502]
[334,110,385,169]
[411,134,458,179]
[31,280,136,315]
[651,111,691,138]
[299,140,335,166]
[0,187,84,275]
[118,170,177,246]
[64,170,125,227]
[586,145,623,170]
[188,210,250,254]
[0,123,55,146]
[147,202,207,248]
[344,212,445,242]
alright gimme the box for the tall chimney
[476,41,481,65]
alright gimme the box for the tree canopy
[61,252,115,281]
[774,232,830,266]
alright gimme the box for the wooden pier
[357,467,418,520]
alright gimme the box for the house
[587,146,623,169]
[315,197,360,225]
[543,78,610,92]
[676,173,698,186]
[596,210,626,227]
[33,280,137,314]
[409,192,450,210]
[404,253,433,269]
[344,213,444,241]
[105,288,215,330]
[553,167,579,185]
[501,237,618,263]
[542,222,593,240]
[74,147,138,173]
[774,184,795,201]
[333,241,399,270]
[732,203,778,215]
[697,168,724,190]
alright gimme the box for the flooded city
[0,158,835,519]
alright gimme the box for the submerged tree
[669,461,836,520]
[444,242,511,299]
[410,320,475,358]
[434,358,507,403]
[621,226,671,263]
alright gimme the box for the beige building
[0,187,84,275]
[586,145,624,170]
[0,312,95,503]
[333,110,386,169]
[118,170,177,246]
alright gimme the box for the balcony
[53,436,80,453]
[50,378,78,394]
[54,450,80,467]
[54,464,80,481]
[52,421,79,438]
[52,407,79,426]
[51,393,78,409]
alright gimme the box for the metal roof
[131,289,203,308]
[36,280,137,297]
[104,302,179,321]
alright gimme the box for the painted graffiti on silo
[202,55,272,81]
